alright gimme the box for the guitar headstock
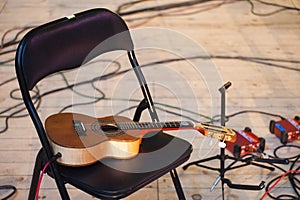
[194,122,237,142]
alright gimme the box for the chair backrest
[14,8,135,162]
[15,8,133,90]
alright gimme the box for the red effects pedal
[226,127,265,158]
[269,116,300,144]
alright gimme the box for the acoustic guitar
[45,112,237,166]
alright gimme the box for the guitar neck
[115,120,236,142]
[116,121,195,131]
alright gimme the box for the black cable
[116,0,146,15]
[211,55,300,72]
[0,19,299,134]
[247,0,288,17]
[0,0,8,15]
[115,105,139,116]
[0,50,298,134]
[226,110,286,120]
[0,77,16,87]
[0,26,35,65]
[56,60,121,113]
[263,146,300,199]
[116,0,300,26]
[208,109,286,125]
[141,55,300,72]
[1,0,300,65]
[289,160,300,197]
[0,86,40,133]
[264,166,300,199]
[1,53,298,133]
[115,104,204,123]
[155,106,200,122]
[117,0,212,16]
[254,0,300,12]
[1,26,35,48]
[0,185,17,200]
[117,0,234,26]
[274,145,300,161]
[0,59,121,134]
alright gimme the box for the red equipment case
[226,127,265,158]
[269,116,300,144]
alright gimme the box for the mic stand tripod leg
[210,175,221,191]
[220,146,226,200]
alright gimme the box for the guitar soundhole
[91,121,124,136]
[101,124,119,132]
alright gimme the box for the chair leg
[28,149,71,200]
[170,169,186,200]
[28,149,45,200]
[50,163,71,200]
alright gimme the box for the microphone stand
[183,82,270,199]
[219,81,231,199]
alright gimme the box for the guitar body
[45,113,142,166]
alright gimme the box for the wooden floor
[1,0,300,199]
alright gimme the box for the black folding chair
[15,8,192,199]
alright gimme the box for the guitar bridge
[73,120,87,136]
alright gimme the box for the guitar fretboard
[116,121,194,130]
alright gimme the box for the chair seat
[50,132,192,199]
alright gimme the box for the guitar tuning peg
[219,141,226,148]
